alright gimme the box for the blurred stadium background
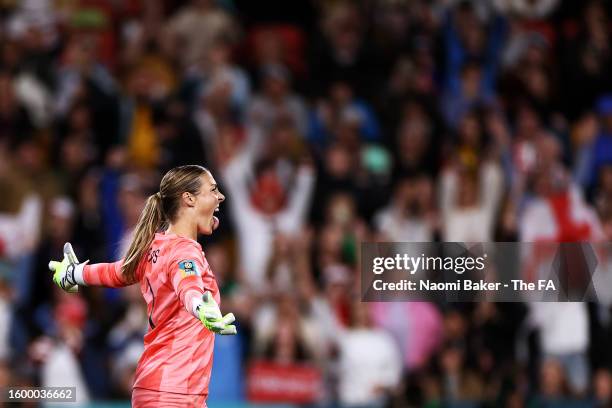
[2,0,612,407]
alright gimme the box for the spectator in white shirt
[519,139,602,395]
[221,141,315,292]
[247,64,308,135]
[337,301,402,407]
[440,161,503,242]
[374,174,436,242]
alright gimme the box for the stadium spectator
[336,301,402,407]
[374,175,437,242]
[247,64,308,135]
[221,141,315,291]
[163,0,239,70]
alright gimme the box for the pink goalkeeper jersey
[83,232,219,396]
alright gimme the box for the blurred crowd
[3,0,612,407]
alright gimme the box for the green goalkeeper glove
[196,291,237,335]
[48,243,87,293]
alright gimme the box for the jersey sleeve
[168,241,215,318]
[83,261,132,287]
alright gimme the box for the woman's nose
[218,192,225,202]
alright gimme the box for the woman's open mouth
[211,207,220,230]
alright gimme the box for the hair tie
[155,192,162,199]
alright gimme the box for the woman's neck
[166,217,197,241]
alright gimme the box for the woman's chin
[198,224,213,235]
[200,216,219,235]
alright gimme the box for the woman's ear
[183,192,195,207]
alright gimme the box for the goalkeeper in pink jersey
[48,165,236,407]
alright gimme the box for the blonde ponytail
[121,192,165,283]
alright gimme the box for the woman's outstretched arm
[81,261,133,287]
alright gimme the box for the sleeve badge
[179,260,200,278]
